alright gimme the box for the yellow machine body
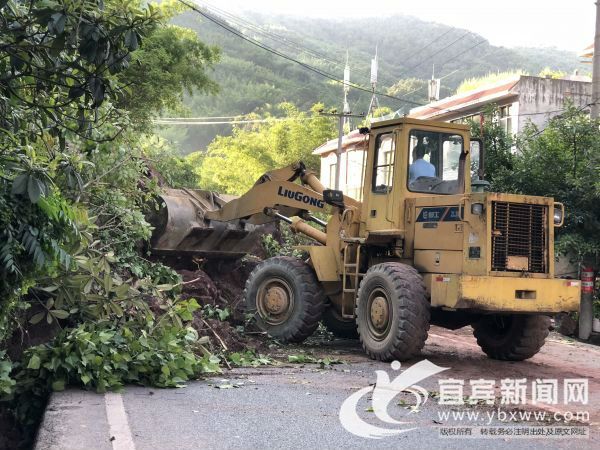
[150,117,580,318]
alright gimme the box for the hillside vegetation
[166,11,586,153]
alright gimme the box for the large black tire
[473,314,550,361]
[322,305,359,339]
[244,256,325,343]
[356,262,430,361]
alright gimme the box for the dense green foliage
[505,107,600,264]
[165,12,585,153]
[472,105,600,265]
[117,24,219,129]
[469,105,515,186]
[0,0,214,337]
[0,1,222,440]
[189,103,336,194]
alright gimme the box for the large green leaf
[27,176,46,203]
[29,312,46,325]
[27,354,41,370]
[11,173,28,196]
[124,30,139,51]
[50,309,69,319]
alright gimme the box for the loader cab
[361,118,473,234]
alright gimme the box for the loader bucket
[148,188,267,259]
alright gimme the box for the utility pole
[320,111,365,190]
[343,51,351,130]
[579,1,600,339]
[367,46,380,119]
[428,64,441,102]
[592,1,600,118]
[319,53,364,191]
[579,267,595,340]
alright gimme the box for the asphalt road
[36,327,598,450]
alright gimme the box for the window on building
[346,149,366,201]
[451,113,479,125]
[372,133,395,193]
[499,105,513,135]
[329,162,337,189]
[408,130,463,194]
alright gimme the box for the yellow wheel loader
[150,118,580,361]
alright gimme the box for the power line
[394,31,473,80]
[391,69,462,109]
[160,115,252,120]
[198,1,435,92]
[396,28,455,66]
[436,39,486,73]
[196,1,348,72]
[177,0,428,108]
[177,0,507,118]
[155,117,317,125]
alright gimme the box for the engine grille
[491,201,548,273]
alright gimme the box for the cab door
[364,129,398,232]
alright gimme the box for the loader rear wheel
[322,306,359,339]
[473,314,550,361]
[244,256,325,343]
[356,263,430,361]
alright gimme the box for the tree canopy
[471,104,600,265]
[189,103,336,194]
[0,2,219,433]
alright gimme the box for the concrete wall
[516,76,591,132]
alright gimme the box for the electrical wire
[159,115,252,120]
[395,28,455,66]
[394,31,473,79]
[196,1,350,71]
[436,39,486,72]
[177,0,429,107]
[155,117,317,125]
[176,0,523,118]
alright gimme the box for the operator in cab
[409,141,435,181]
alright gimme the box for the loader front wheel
[244,256,325,343]
[473,314,550,361]
[356,263,430,361]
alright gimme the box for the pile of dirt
[204,258,261,307]
[178,269,220,305]
[178,257,269,352]
[179,258,261,312]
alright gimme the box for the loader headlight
[471,203,484,215]
[553,208,563,225]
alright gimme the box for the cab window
[408,130,463,194]
[372,133,395,193]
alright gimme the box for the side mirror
[323,189,345,209]
[469,139,489,192]
[470,139,485,181]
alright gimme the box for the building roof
[312,129,367,156]
[408,76,520,120]
[580,43,593,59]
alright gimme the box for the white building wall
[516,76,591,132]
[319,147,366,201]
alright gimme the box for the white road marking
[104,392,136,450]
